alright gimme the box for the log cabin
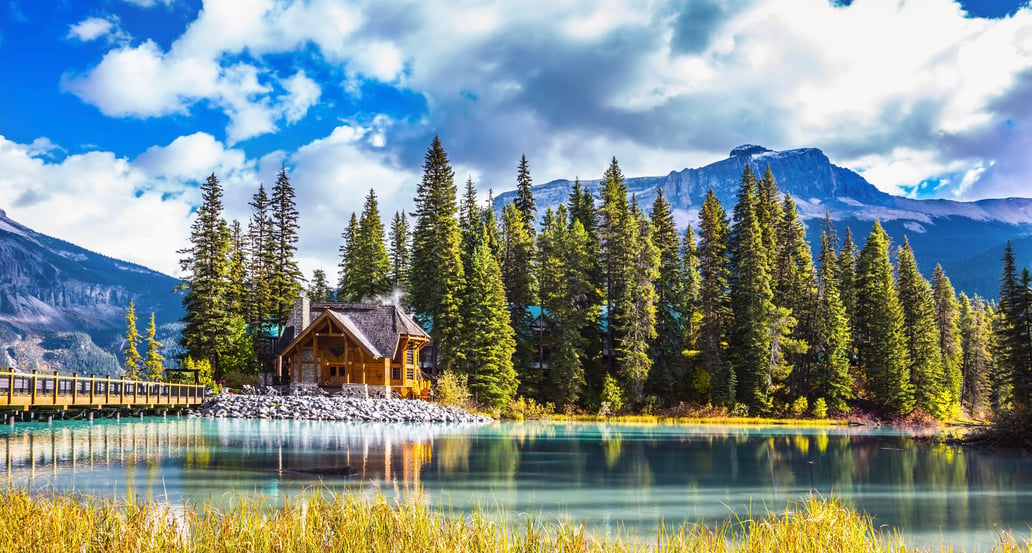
[276,297,432,398]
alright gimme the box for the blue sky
[1,0,1031,277]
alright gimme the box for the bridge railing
[0,370,209,409]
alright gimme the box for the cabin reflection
[0,419,478,493]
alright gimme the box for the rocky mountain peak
[729,144,772,157]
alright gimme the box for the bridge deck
[0,371,207,411]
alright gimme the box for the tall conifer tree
[246,183,274,363]
[123,299,142,379]
[500,203,538,396]
[897,238,949,418]
[388,211,410,294]
[647,189,687,403]
[269,167,302,326]
[599,157,634,376]
[142,313,164,381]
[698,190,732,405]
[813,214,852,412]
[854,222,913,413]
[616,198,658,406]
[960,293,993,417]
[409,136,465,372]
[514,154,536,229]
[348,189,391,300]
[932,263,963,414]
[728,166,775,414]
[179,173,233,374]
[338,213,359,300]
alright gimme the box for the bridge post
[53,371,59,405]
[30,371,37,405]
[72,373,77,405]
[7,372,13,406]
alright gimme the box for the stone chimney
[292,294,310,340]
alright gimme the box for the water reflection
[1,419,1030,550]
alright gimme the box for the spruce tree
[514,154,536,229]
[246,183,274,362]
[567,178,605,375]
[179,173,233,375]
[269,167,303,326]
[813,215,852,412]
[757,165,783,269]
[932,263,963,414]
[599,157,634,376]
[349,188,391,300]
[698,189,732,405]
[123,299,142,380]
[462,223,518,409]
[854,222,913,414]
[839,227,859,351]
[409,136,465,372]
[227,220,249,317]
[615,198,659,406]
[896,238,949,419]
[960,293,993,418]
[500,203,538,396]
[647,189,687,404]
[308,269,333,302]
[773,194,815,402]
[338,213,359,300]
[388,211,410,294]
[728,166,776,414]
[142,312,164,381]
[538,206,594,406]
[681,224,705,401]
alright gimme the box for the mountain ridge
[493,145,1032,297]
[0,208,184,375]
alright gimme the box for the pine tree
[599,157,634,376]
[349,188,391,300]
[338,213,359,300]
[838,227,859,351]
[514,154,536,229]
[461,223,518,409]
[896,238,949,419]
[757,165,783,269]
[647,189,687,404]
[388,211,410,294]
[932,263,963,414]
[123,299,142,380]
[269,167,303,327]
[567,178,605,376]
[728,166,775,414]
[812,214,852,412]
[142,312,165,381]
[179,173,233,375]
[482,192,502,262]
[854,221,913,413]
[538,206,594,406]
[308,269,333,302]
[409,136,465,372]
[227,220,249,317]
[698,189,732,406]
[616,199,659,406]
[960,293,993,418]
[681,224,706,401]
[500,203,539,396]
[246,183,275,363]
[774,194,816,392]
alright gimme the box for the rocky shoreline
[190,392,492,424]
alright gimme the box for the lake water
[1,417,1029,550]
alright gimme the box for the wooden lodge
[276,297,432,399]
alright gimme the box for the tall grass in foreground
[0,490,1028,553]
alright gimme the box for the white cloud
[122,0,175,7]
[67,17,115,42]
[281,70,322,124]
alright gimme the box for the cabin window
[406,343,415,380]
[329,366,337,377]
[392,366,402,380]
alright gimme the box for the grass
[0,490,1028,553]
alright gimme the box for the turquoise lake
[1,417,1030,550]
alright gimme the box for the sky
[1,0,1031,279]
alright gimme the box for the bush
[434,370,472,409]
[812,397,828,419]
[600,374,625,415]
[222,370,259,390]
[503,397,554,420]
[791,396,809,417]
[730,403,750,418]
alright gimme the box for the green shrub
[434,370,472,409]
[812,397,828,419]
[503,396,554,420]
[730,403,750,418]
[600,374,625,415]
[791,396,809,417]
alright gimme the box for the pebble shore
[191,392,492,423]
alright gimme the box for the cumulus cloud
[67,17,116,42]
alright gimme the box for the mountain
[494,145,1032,297]
[0,208,183,375]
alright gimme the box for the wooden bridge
[0,370,208,413]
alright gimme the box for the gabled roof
[279,302,430,360]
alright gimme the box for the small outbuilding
[276,297,431,398]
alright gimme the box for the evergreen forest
[170,137,1032,425]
